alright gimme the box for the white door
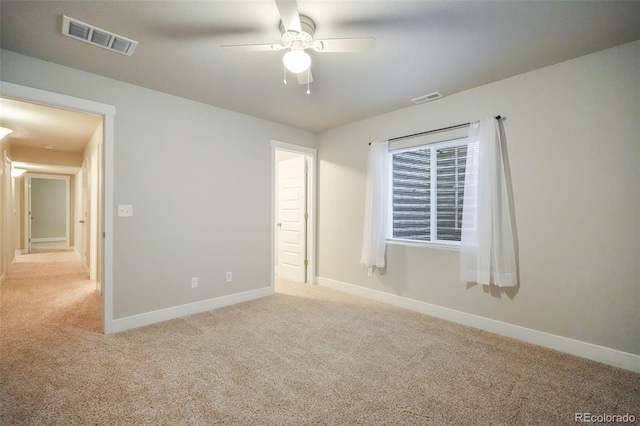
[81,157,90,271]
[89,151,98,281]
[26,178,32,253]
[277,156,307,283]
[76,169,86,268]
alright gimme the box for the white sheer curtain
[361,141,390,271]
[460,119,517,287]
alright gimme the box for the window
[390,138,468,244]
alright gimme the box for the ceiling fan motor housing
[280,15,315,49]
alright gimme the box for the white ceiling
[0,97,101,153]
[1,0,639,135]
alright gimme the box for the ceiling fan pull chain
[283,64,287,85]
[306,68,311,94]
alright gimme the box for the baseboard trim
[317,277,640,373]
[31,237,66,242]
[106,286,274,334]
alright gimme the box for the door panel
[81,157,89,271]
[26,179,32,253]
[277,156,306,283]
[89,151,98,281]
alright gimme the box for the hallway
[1,250,101,332]
[1,250,102,423]
[28,240,70,253]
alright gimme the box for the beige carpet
[1,251,638,425]
[28,241,71,254]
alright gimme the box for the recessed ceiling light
[12,168,26,177]
[45,146,55,150]
[0,126,13,139]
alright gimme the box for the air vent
[411,92,444,105]
[62,15,138,56]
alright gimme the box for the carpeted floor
[1,251,638,425]
[28,241,71,254]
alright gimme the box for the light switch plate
[118,204,133,217]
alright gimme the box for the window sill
[386,239,460,251]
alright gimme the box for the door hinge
[304,213,308,220]
[304,259,308,266]
[103,232,106,238]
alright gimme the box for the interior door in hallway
[277,155,307,283]
[81,157,90,271]
[26,178,32,253]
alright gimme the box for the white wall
[0,49,317,320]
[10,145,82,166]
[317,40,640,356]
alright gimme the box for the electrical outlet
[226,272,232,282]
[191,277,198,288]
[118,204,133,217]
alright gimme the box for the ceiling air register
[62,15,138,56]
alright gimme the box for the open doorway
[1,82,115,333]
[272,141,317,287]
[0,85,113,333]
[10,102,103,289]
[23,174,71,254]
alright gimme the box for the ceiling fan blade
[275,0,301,33]
[315,37,376,53]
[297,69,313,85]
[221,43,283,52]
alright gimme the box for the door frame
[23,173,71,252]
[0,81,115,334]
[271,140,317,289]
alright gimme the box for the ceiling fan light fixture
[283,48,311,73]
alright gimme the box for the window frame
[387,136,469,249]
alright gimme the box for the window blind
[391,140,468,242]
[436,145,467,241]
[392,148,431,240]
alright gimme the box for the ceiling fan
[221,0,375,92]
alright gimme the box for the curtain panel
[460,119,518,287]
[360,141,390,270]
